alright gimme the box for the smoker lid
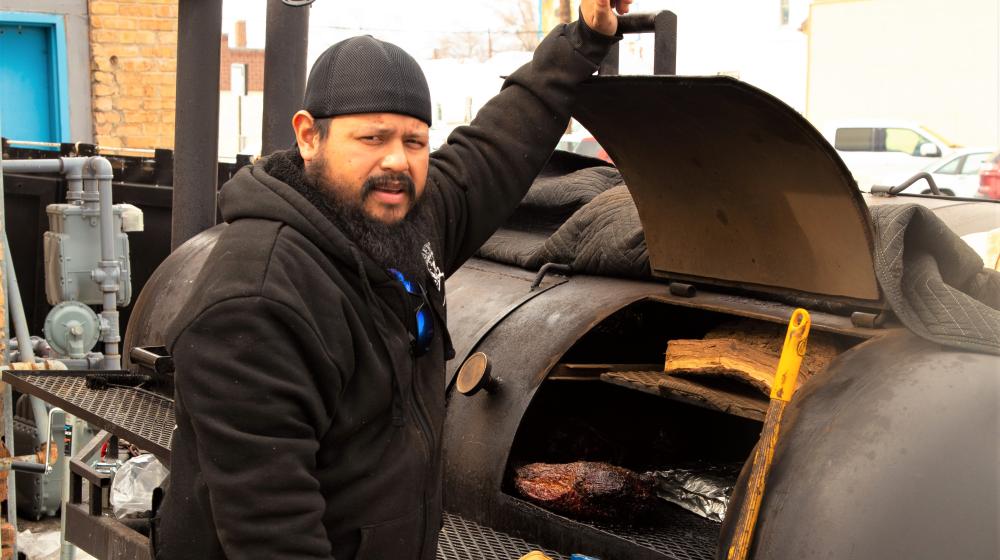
[573,76,882,306]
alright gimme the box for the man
[155,1,631,558]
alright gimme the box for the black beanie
[303,36,432,126]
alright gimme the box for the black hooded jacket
[156,18,617,560]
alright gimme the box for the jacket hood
[218,149,392,284]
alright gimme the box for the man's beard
[305,159,430,281]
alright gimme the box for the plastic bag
[17,529,61,560]
[110,454,169,518]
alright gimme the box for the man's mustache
[361,173,416,201]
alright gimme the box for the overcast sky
[221,1,814,121]
[223,0,517,60]
[223,1,811,67]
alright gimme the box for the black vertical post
[172,0,223,251]
[261,0,310,156]
[653,11,678,76]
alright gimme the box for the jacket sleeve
[427,16,619,275]
[172,296,343,559]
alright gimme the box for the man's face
[298,112,430,224]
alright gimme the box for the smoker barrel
[123,225,227,376]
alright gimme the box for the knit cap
[303,36,432,126]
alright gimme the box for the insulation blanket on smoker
[870,204,1000,354]
[479,159,1000,354]
[477,162,650,277]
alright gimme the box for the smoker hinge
[669,282,696,297]
[850,311,887,329]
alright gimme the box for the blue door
[0,15,68,143]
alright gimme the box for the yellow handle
[727,308,812,560]
[770,308,810,401]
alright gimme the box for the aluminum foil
[646,465,739,522]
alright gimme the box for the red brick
[90,1,119,16]
[92,83,117,96]
[119,3,156,17]
[133,30,156,44]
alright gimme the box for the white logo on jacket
[423,242,444,292]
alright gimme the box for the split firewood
[665,338,778,395]
[665,320,846,396]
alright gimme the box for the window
[884,128,929,155]
[935,156,962,175]
[961,152,991,175]
[835,128,875,151]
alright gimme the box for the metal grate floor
[437,513,567,560]
[5,372,174,460]
[589,506,720,560]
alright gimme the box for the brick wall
[87,0,178,149]
[219,28,265,93]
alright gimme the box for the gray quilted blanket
[477,161,650,277]
[870,204,1000,354]
[479,160,1000,353]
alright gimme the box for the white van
[821,121,956,190]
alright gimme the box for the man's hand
[581,0,633,37]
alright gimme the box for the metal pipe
[0,125,20,558]
[59,413,82,560]
[1,159,65,173]
[616,13,658,34]
[4,232,34,363]
[64,158,84,204]
[2,142,154,157]
[262,0,310,155]
[652,11,678,76]
[81,157,100,212]
[7,336,51,358]
[87,157,121,370]
[172,0,223,250]
[530,263,573,291]
[598,12,677,76]
[870,171,943,196]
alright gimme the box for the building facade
[87,0,178,150]
[1,1,264,157]
[0,0,94,143]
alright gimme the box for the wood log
[701,320,843,381]
[665,321,846,396]
[665,338,778,395]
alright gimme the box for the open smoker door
[574,76,883,308]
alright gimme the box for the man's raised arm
[427,0,632,275]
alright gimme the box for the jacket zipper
[394,285,435,557]
[410,352,435,558]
